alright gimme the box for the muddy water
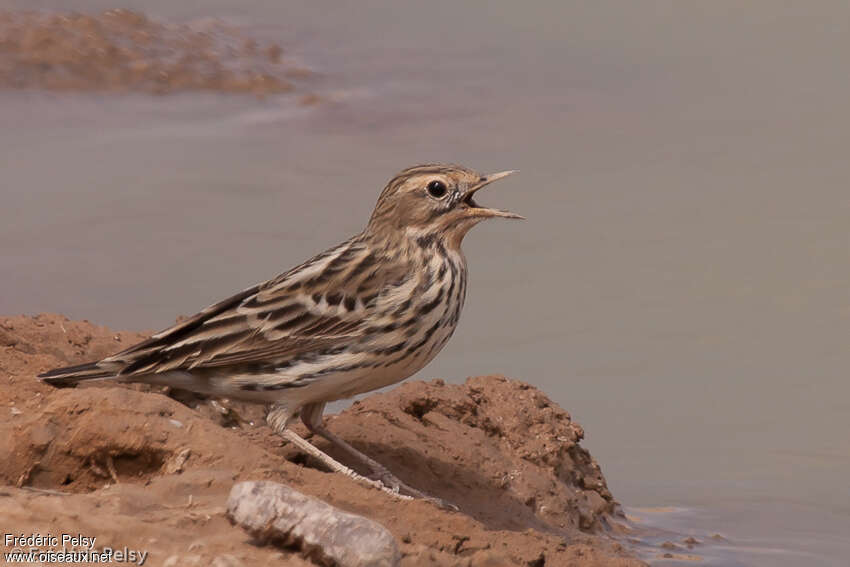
[2,2,849,565]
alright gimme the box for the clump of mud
[0,9,314,96]
[0,314,645,566]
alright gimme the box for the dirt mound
[0,9,317,97]
[327,377,616,533]
[0,314,644,566]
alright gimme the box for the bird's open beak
[462,170,524,219]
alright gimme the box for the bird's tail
[38,361,115,387]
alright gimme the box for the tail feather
[38,361,115,387]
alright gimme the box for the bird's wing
[101,237,409,376]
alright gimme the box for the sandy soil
[0,10,317,99]
[0,314,646,566]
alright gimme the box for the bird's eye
[426,180,448,199]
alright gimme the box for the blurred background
[2,2,849,565]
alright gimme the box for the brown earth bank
[0,10,319,99]
[0,314,645,566]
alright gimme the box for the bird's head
[367,164,522,247]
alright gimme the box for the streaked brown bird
[39,163,521,504]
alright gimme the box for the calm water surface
[2,2,849,565]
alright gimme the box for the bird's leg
[299,403,393,479]
[267,405,411,501]
[300,403,457,510]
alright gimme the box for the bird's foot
[368,467,458,511]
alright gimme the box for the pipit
[39,164,521,505]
